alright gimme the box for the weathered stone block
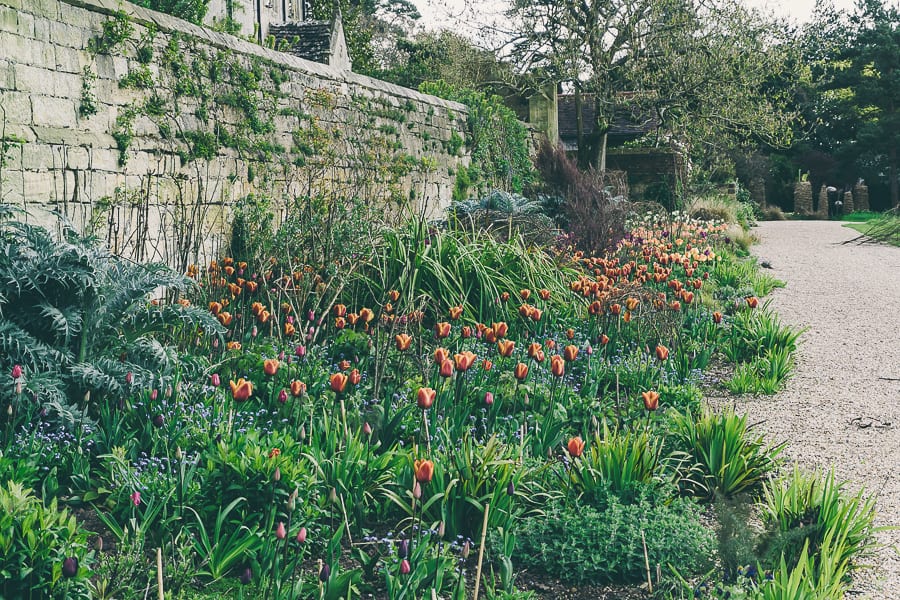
[0,90,33,123]
[0,5,17,34]
[0,58,14,89]
[23,169,57,203]
[50,21,84,48]
[32,16,51,42]
[16,11,34,37]
[16,64,81,97]
[66,145,90,169]
[28,0,59,20]
[32,95,78,128]
[22,143,56,170]
[54,45,86,73]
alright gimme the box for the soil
[732,220,900,598]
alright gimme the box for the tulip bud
[62,557,78,578]
[507,481,515,496]
[95,536,103,552]
[274,467,281,482]
[275,521,287,540]
[278,389,288,403]
[329,487,338,504]
[462,540,471,559]
[299,425,306,441]
[239,566,252,585]
[412,481,422,499]
[297,526,307,543]
[175,446,183,461]
[10,364,22,379]
[125,372,133,385]
[398,539,409,559]
[363,422,373,436]
[150,388,159,400]
[210,373,221,387]
[400,559,411,575]
[130,491,141,506]
[152,414,165,428]
[484,391,493,406]
[295,345,307,357]
[319,564,331,582]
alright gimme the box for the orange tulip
[513,362,529,381]
[434,347,450,365]
[414,459,434,483]
[563,345,578,362]
[625,297,639,311]
[338,360,351,371]
[454,351,477,372]
[439,359,454,378]
[642,390,660,411]
[389,289,400,302]
[245,281,258,293]
[290,380,306,397]
[566,328,575,340]
[550,355,565,378]
[226,341,242,350]
[359,308,375,323]
[263,359,280,376]
[669,301,681,312]
[492,322,509,338]
[448,306,463,320]
[712,311,723,324]
[588,300,603,315]
[335,317,346,329]
[682,291,694,305]
[482,359,493,371]
[218,312,233,326]
[600,334,610,345]
[333,304,347,317]
[527,342,542,358]
[497,339,515,357]
[609,303,621,316]
[529,308,543,322]
[533,349,545,363]
[417,387,436,409]
[655,345,669,361]
[484,328,497,343]
[257,310,270,324]
[520,289,531,300]
[209,301,223,315]
[746,296,759,309]
[518,304,532,318]
[349,368,362,385]
[347,313,359,325]
[623,311,632,323]
[329,373,348,393]
[284,322,295,336]
[395,333,413,351]
[500,292,510,302]
[461,325,472,338]
[538,288,550,301]
[230,378,253,402]
[567,436,585,458]
[435,322,451,339]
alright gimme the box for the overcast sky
[415,0,892,36]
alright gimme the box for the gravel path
[737,221,900,597]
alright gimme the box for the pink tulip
[130,491,141,506]
[275,522,286,540]
[297,527,307,543]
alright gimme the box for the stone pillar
[854,183,870,212]
[794,181,813,215]
[817,185,829,219]
[843,190,854,214]
[528,84,559,145]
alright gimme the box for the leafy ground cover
[0,200,877,600]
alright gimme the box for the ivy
[79,67,99,118]
[419,80,534,197]
[88,10,133,55]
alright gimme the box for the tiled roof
[557,93,658,147]
[270,21,333,64]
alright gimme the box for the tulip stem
[473,502,490,600]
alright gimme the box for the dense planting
[0,201,876,599]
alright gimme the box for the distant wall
[606,149,684,207]
[0,0,468,268]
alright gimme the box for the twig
[473,503,491,600]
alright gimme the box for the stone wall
[605,149,684,207]
[0,0,468,268]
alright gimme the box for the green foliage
[134,0,211,24]
[671,408,783,499]
[0,481,93,598]
[723,305,802,364]
[0,209,224,422]
[514,492,715,584]
[79,67,99,118]
[88,10,133,55]
[726,347,794,394]
[759,468,876,574]
[420,81,533,196]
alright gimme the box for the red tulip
[414,459,434,483]
[746,296,759,309]
[567,436,585,458]
[333,304,347,317]
[417,387,436,409]
[329,373,348,393]
[349,368,362,385]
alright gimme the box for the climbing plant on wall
[420,80,534,200]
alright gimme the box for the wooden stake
[641,529,653,594]
[423,411,431,453]
[156,548,164,600]
[473,503,491,600]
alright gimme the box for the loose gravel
[734,221,900,597]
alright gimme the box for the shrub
[514,491,715,584]
[670,408,783,499]
[0,481,93,598]
[533,141,628,255]
[0,206,223,424]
